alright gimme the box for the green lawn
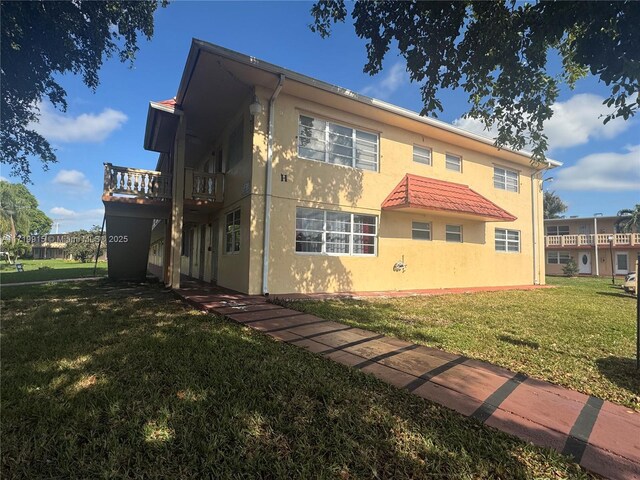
[276,277,639,410]
[0,258,107,284]
[1,281,591,479]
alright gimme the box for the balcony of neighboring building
[544,233,640,249]
[102,163,224,211]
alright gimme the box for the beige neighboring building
[102,39,561,295]
[545,216,640,277]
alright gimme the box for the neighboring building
[544,216,640,277]
[102,39,560,295]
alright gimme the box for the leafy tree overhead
[310,1,640,161]
[0,180,52,243]
[616,204,640,233]
[543,190,568,219]
[1,0,167,183]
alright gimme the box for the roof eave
[186,38,563,167]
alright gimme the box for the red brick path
[175,281,640,480]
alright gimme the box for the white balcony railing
[545,233,640,247]
[190,171,224,202]
[104,163,172,199]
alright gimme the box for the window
[298,115,379,171]
[546,225,570,236]
[495,229,520,252]
[225,209,241,253]
[547,251,572,264]
[296,208,377,256]
[493,166,519,192]
[412,222,432,240]
[446,153,462,172]
[228,121,243,170]
[413,145,432,166]
[446,225,463,242]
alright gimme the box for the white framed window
[298,115,379,171]
[413,145,432,166]
[225,209,241,253]
[446,224,463,243]
[493,166,519,192]
[445,153,462,172]
[547,251,572,264]
[412,222,432,240]
[495,228,520,252]
[295,207,377,256]
[546,225,570,236]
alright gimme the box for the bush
[563,258,579,277]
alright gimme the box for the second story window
[445,153,462,172]
[298,115,379,171]
[494,166,519,192]
[413,146,432,166]
[546,225,569,236]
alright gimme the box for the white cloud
[52,169,92,192]
[0,176,8,182]
[49,206,104,232]
[30,102,127,143]
[553,145,640,191]
[452,93,634,151]
[361,62,409,100]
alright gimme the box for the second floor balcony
[545,233,640,248]
[103,163,224,204]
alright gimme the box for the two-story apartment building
[102,39,559,295]
[545,215,640,277]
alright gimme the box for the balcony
[545,233,640,248]
[103,163,224,203]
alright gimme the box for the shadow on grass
[594,291,636,299]
[596,356,640,402]
[498,335,540,350]
[1,283,589,479]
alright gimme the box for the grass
[1,281,592,479]
[0,258,107,284]
[276,276,640,410]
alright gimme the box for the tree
[65,226,105,263]
[616,204,640,233]
[310,1,640,161]
[544,191,568,219]
[0,181,52,243]
[1,0,167,183]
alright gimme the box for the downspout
[262,74,285,295]
[531,164,550,285]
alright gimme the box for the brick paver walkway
[175,281,640,480]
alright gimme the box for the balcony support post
[168,115,186,289]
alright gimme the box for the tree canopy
[0,180,53,243]
[543,190,568,219]
[1,0,167,183]
[310,1,640,161]
[616,205,640,233]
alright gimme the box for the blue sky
[5,1,639,232]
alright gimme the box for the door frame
[211,220,219,283]
[615,251,629,274]
[578,251,591,274]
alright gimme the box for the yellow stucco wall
[248,89,547,294]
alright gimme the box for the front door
[615,252,629,274]
[578,251,591,274]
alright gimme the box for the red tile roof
[158,98,177,107]
[381,174,517,222]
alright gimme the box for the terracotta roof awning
[144,97,182,153]
[381,174,517,222]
